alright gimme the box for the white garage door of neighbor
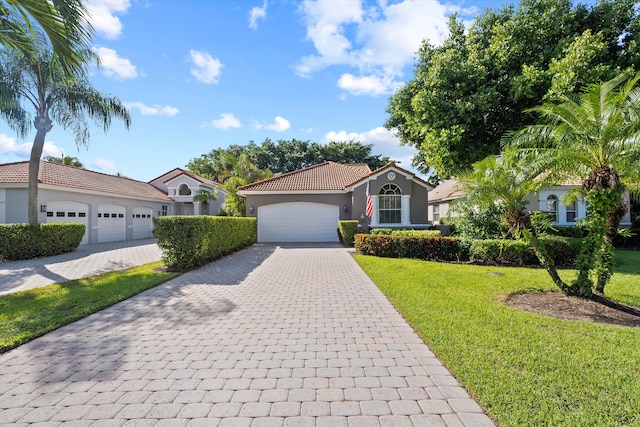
[97,204,126,243]
[132,207,154,239]
[46,201,89,245]
[258,202,340,243]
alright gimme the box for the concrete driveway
[0,243,494,426]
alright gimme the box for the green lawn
[355,250,640,427]
[0,261,178,352]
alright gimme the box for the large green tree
[187,139,390,181]
[386,0,639,180]
[217,154,273,217]
[507,72,640,297]
[0,0,94,77]
[0,38,131,224]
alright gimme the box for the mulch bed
[506,291,640,327]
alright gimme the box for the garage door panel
[97,204,126,243]
[46,201,89,245]
[258,202,339,243]
[132,207,153,239]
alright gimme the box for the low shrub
[153,216,257,270]
[338,220,359,246]
[469,236,580,267]
[370,228,441,238]
[0,223,85,261]
[355,234,461,262]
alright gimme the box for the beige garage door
[258,202,339,243]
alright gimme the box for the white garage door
[46,201,89,245]
[258,202,340,243]
[97,204,126,243]
[132,207,154,239]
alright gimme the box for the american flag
[366,181,373,218]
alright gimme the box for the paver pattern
[0,243,495,426]
[0,238,161,295]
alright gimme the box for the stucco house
[0,161,226,245]
[427,178,632,227]
[238,161,435,243]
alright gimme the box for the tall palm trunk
[513,207,573,295]
[27,113,53,224]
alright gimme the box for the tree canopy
[186,139,391,182]
[385,0,639,180]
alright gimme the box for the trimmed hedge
[355,234,461,261]
[153,216,257,270]
[469,236,580,267]
[0,223,85,261]
[370,228,442,238]
[338,220,359,246]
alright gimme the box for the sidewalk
[0,238,162,295]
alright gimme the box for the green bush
[0,223,85,261]
[338,220,358,246]
[469,236,580,267]
[355,234,461,261]
[153,216,257,270]
[370,228,441,238]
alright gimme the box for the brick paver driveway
[0,244,495,426]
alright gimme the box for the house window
[161,205,168,216]
[433,204,440,222]
[178,184,191,196]
[566,200,577,223]
[546,195,558,223]
[379,183,402,224]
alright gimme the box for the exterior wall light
[249,205,254,214]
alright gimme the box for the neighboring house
[0,162,226,245]
[427,178,632,227]
[148,168,226,216]
[238,161,435,243]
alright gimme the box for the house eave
[239,189,349,196]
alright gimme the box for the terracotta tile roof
[0,161,172,201]
[428,179,465,203]
[239,162,372,192]
[149,167,220,188]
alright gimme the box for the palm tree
[0,0,94,77]
[217,154,272,216]
[43,152,84,168]
[0,37,131,224]
[507,72,640,296]
[455,151,573,294]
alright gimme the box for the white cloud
[124,102,179,116]
[205,113,242,130]
[324,127,420,174]
[86,0,131,39]
[189,50,223,84]
[249,1,268,30]
[337,73,401,97]
[254,116,291,132]
[91,158,119,171]
[93,46,138,80]
[0,134,63,158]
[296,0,454,96]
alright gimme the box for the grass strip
[0,261,179,352]
[355,250,640,427]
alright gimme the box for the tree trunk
[595,200,628,293]
[27,114,53,224]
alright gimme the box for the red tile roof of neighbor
[0,161,172,201]
[149,167,220,188]
[428,179,465,203]
[239,162,373,192]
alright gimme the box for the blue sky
[0,0,504,182]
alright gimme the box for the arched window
[379,184,402,224]
[178,184,192,196]
[546,195,558,223]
